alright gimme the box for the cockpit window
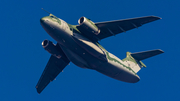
[50,16,57,18]
[49,14,61,24]
[49,14,58,19]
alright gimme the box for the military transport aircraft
[36,10,164,94]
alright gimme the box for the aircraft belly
[49,29,139,83]
[59,45,89,68]
[55,33,105,69]
[110,62,140,83]
[72,33,107,61]
[60,45,105,69]
[95,62,140,83]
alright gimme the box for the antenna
[41,8,51,14]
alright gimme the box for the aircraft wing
[36,47,70,94]
[95,16,161,40]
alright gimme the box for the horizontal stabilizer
[131,49,164,61]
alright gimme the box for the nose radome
[40,17,45,23]
[40,16,50,23]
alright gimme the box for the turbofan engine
[78,17,100,35]
[42,40,62,59]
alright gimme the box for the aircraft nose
[40,17,45,23]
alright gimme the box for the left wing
[95,16,161,40]
[36,51,70,94]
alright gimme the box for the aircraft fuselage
[40,15,140,83]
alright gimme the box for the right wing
[36,45,70,94]
[76,16,161,41]
[95,16,161,40]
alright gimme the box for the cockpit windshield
[49,14,58,19]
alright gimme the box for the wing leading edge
[36,44,70,94]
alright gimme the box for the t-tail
[122,49,164,73]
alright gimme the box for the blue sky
[0,0,179,101]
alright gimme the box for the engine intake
[42,40,61,59]
[78,17,100,35]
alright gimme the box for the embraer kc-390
[36,9,164,94]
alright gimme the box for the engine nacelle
[78,17,100,35]
[42,40,61,59]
